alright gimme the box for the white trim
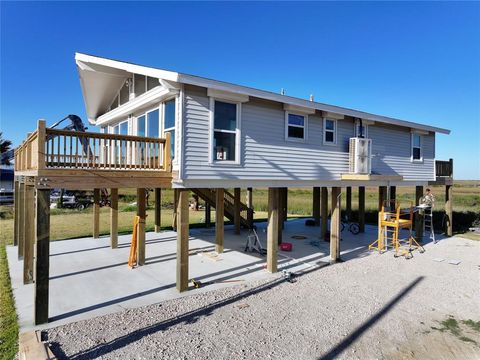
[411,132,423,163]
[207,88,249,103]
[285,112,308,142]
[209,97,242,165]
[97,87,171,126]
[323,118,337,145]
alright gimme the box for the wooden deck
[14,120,173,189]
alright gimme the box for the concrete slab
[7,218,436,331]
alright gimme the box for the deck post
[445,185,453,236]
[358,186,365,233]
[13,180,19,246]
[93,188,100,239]
[234,188,241,234]
[415,186,424,243]
[346,187,352,221]
[330,187,342,263]
[313,187,320,226]
[110,188,118,248]
[320,187,328,240]
[390,186,396,202]
[23,184,35,284]
[176,189,190,292]
[267,188,279,273]
[205,203,211,228]
[137,188,146,266]
[215,188,224,253]
[34,189,50,325]
[18,181,25,260]
[154,188,161,232]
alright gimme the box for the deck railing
[14,120,172,172]
[435,159,453,178]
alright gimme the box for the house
[13,53,453,324]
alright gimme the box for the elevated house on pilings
[13,53,452,325]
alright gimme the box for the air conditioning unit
[349,137,372,174]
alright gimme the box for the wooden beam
[390,186,397,202]
[313,187,320,226]
[415,186,424,243]
[358,186,365,233]
[445,185,453,237]
[378,186,387,211]
[18,182,25,260]
[176,189,189,292]
[34,189,50,325]
[172,189,178,231]
[154,188,161,232]
[205,203,211,228]
[346,187,352,221]
[267,188,279,273]
[234,188,241,234]
[23,185,35,284]
[330,187,342,263]
[320,187,328,240]
[93,189,100,239]
[137,188,146,266]
[110,188,118,248]
[13,180,19,246]
[215,188,224,253]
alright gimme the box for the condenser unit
[349,137,372,174]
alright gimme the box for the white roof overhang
[75,52,450,135]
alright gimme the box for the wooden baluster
[75,136,79,167]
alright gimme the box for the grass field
[0,181,478,359]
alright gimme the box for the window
[323,118,337,145]
[134,74,146,97]
[212,100,239,162]
[354,119,368,138]
[285,113,306,141]
[412,133,422,161]
[164,99,176,159]
[147,77,159,91]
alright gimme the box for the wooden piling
[23,185,35,284]
[246,187,254,228]
[34,189,50,325]
[110,188,118,248]
[320,187,328,240]
[176,189,190,292]
[137,188,146,265]
[205,203,211,228]
[154,188,161,232]
[234,188,241,234]
[267,188,279,273]
[215,189,224,253]
[346,187,352,221]
[415,186,424,243]
[330,187,341,263]
[313,187,320,226]
[18,181,25,260]
[445,185,453,236]
[390,186,396,202]
[93,189,100,239]
[14,180,19,246]
[358,186,365,233]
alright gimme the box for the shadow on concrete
[51,265,323,359]
[317,276,425,360]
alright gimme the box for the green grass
[431,315,479,346]
[0,243,18,360]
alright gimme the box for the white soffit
[283,103,316,115]
[323,111,345,120]
[207,88,249,103]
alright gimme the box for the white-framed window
[411,133,423,162]
[210,98,241,164]
[163,98,176,160]
[135,107,160,137]
[285,112,307,142]
[323,118,337,145]
[354,119,368,138]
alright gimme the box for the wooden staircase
[191,188,253,229]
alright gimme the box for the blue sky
[1,1,479,179]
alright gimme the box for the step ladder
[423,206,436,244]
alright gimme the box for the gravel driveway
[46,236,480,360]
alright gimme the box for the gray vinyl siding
[182,85,435,182]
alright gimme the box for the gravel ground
[46,236,480,360]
